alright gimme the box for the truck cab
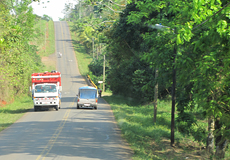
[31,71,62,111]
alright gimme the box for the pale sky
[30,0,77,21]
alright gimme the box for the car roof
[79,86,97,90]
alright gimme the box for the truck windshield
[79,89,97,99]
[35,85,57,93]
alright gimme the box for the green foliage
[0,95,33,132]
[126,0,230,153]
[88,57,110,89]
[0,1,42,102]
[67,0,230,157]
[176,111,207,143]
[176,112,197,135]
[41,14,53,21]
[88,57,109,76]
[103,95,213,159]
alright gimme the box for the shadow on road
[0,101,133,160]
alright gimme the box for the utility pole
[92,37,94,58]
[45,28,46,54]
[103,55,105,92]
[40,18,42,34]
[97,47,98,59]
[100,43,102,55]
[79,1,81,19]
[150,24,177,146]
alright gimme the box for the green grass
[65,22,210,159]
[66,20,230,160]
[35,20,56,72]
[0,20,56,132]
[33,20,55,57]
[103,95,211,160]
[0,95,33,132]
[46,20,56,55]
[43,62,56,72]
[67,22,93,76]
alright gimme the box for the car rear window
[79,89,97,99]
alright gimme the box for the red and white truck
[31,71,62,111]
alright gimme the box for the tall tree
[127,0,230,156]
[0,0,42,102]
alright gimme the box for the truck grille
[36,96,57,98]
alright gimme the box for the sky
[30,0,77,21]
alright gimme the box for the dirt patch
[0,98,14,107]
[151,138,209,160]
[0,100,7,107]
[41,53,56,70]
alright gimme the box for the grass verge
[67,21,230,159]
[0,96,33,132]
[37,20,56,71]
[67,22,92,76]
[103,95,211,160]
[35,20,55,57]
[0,20,56,132]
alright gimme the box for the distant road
[0,21,133,160]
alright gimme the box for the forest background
[0,0,230,159]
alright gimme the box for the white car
[76,86,98,109]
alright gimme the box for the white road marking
[105,134,109,140]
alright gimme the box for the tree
[127,0,230,157]
[42,14,52,21]
[0,0,42,103]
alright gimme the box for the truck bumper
[77,103,97,108]
[34,101,59,106]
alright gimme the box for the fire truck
[31,71,62,111]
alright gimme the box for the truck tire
[59,100,61,109]
[55,105,59,111]
[77,104,79,109]
[94,106,97,110]
[34,106,37,112]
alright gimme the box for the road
[0,21,133,160]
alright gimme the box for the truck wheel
[34,106,37,111]
[55,105,59,111]
[59,100,61,109]
[77,104,79,109]
[94,106,97,110]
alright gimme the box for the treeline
[0,0,50,103]
[64,0,230,158]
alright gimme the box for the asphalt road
[0,21,133,160]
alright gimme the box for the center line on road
[36,99,75,160]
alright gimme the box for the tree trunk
[153,68,158,123]
[171,45,176,146]
[206,116,214,155]
[215,140,228,159]
[215,118,228,159]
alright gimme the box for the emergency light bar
[31,71,62,86]
[31,75,60,78]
